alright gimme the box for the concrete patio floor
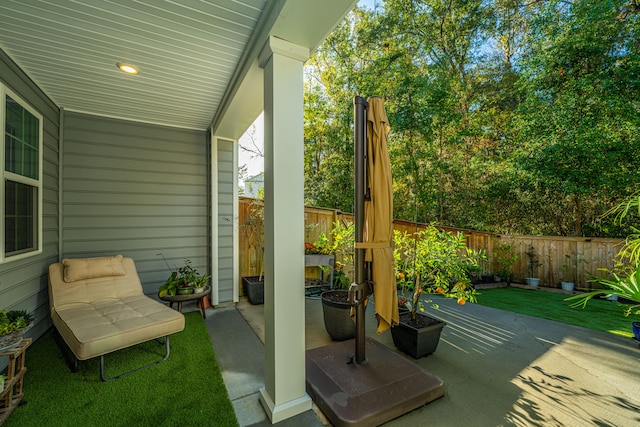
[202,292,640,426]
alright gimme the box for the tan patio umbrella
[306,97,442,425]
[362,96,398,333]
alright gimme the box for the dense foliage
[304,0,640,237]
[394,227,482,318]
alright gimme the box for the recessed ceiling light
[116,62,139,75]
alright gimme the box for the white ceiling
[0,0,356,134]
[0,0,267,130]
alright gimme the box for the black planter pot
[632,322,640,342]
[391,312,446,358]
[242,276,264,305]
[481,274,493,283]
[321,290,355,341]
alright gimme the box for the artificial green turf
[475,286,638,338]
[5,311,238,427]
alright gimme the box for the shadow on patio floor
[201,295,640,426]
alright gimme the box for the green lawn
[6,311,238,427]
[475,286,637,338]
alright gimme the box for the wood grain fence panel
[239,197,625,294]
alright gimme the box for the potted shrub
[465,249,488,285]
[321,287,355,341]
[241,199,265,304]
[319,221,357,341]
[525,246,541,287]
[242,275,264,304]
[561,254,582,291]
[392,227,480,358]
[493,242,520,284]
[0,309,34,351]
[321,261,357,340]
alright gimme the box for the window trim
[0,85,44,263]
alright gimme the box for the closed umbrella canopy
[364,97,398,333]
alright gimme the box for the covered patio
[2,2,639,425]
[0,0,357,423]
[207,295,640,426]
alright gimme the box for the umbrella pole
[352,95,369,364]
[306,97,446,426]
[305,96,446,427]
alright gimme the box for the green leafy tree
[303,0,639,239]
[517,0,640,236]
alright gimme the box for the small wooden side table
[0,338,31,424]
[159,285,210,319]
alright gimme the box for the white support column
[258,36,311,423]
[232,138,239,303]
[211,135,220,307]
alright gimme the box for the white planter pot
[525,278,540,287]
[561,282,574,291]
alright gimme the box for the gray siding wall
[0,49,59,364]
[217,139,234,302]
[62,112,209,295]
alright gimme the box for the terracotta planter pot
[321,290,355,341]
[391,312,446,358]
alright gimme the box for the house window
[1,86,43,262]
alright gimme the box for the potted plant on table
[192,274,211,294]
[525,246,542,287]
[392,227,480,358]
[159,259,209,297]
[0,310,34,352]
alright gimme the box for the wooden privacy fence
[239,197,624,291]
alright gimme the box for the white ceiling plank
[0,0,268,129]
[0,0,356,132]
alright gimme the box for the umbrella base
[306,337,444,427]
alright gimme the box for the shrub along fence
[239,197,623,292]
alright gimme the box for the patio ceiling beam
[210,0,358,141]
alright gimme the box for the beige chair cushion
[62,254,126,282]
[48,256,185,360]
[49,257,144,310]
[51,295,185,360]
